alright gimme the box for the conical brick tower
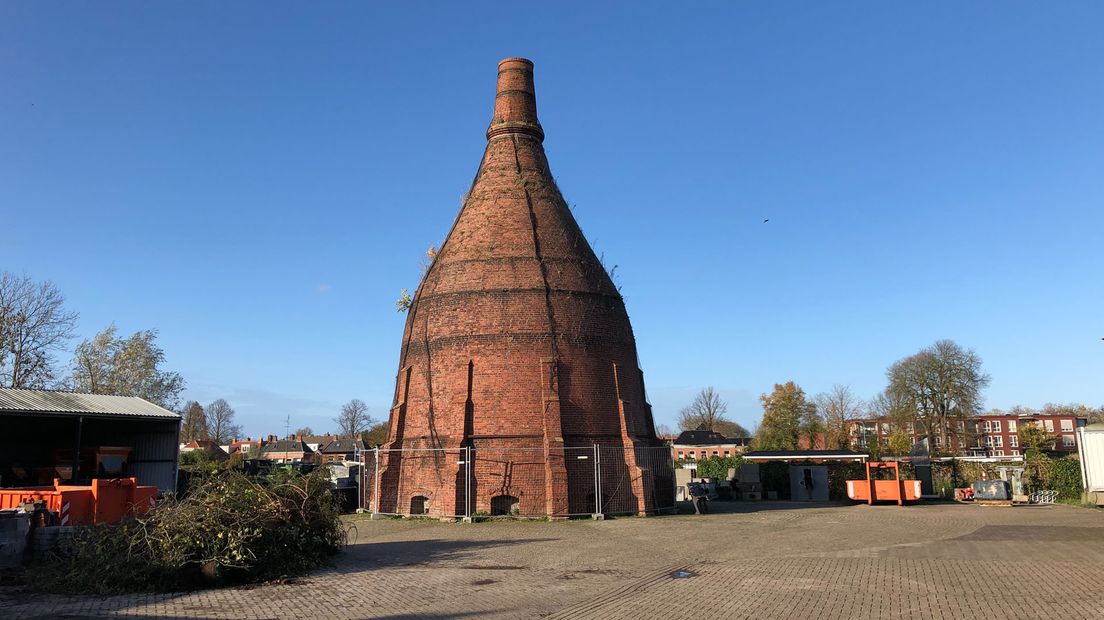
[378,58,670,518]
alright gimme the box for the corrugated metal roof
[0,388,180,419]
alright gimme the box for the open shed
[0,388,181,492]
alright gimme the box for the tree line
[180,396,389,447]
[0,272,185,407]
[673,338,1103,454]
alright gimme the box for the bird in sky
[763,219,769,223]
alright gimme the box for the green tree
[363,421,389,447]
[753,381,817,451]
[887,431,912,456]
[886,339,990,452]
[1018,421,1056,453]
[69,325,185,409]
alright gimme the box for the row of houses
[180,434,372,464]
[664,410,1088,464]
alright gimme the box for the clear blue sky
[3,2,1102,437]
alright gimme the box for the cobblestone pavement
[3,501,1103,619]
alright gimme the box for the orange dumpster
[0,478,156,525]
[846,462,922,505]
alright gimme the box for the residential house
[671,430,750,463]
[259,435,315,464]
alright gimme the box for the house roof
[0,388,179,420]
[673,430,746,446]
[260,439,314,454]
[320,437,368,453]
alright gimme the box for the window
[1044,420,1054,432]
[1009,435,1019,448]
[723,451,731,457]
[677,451,684,459]
[1062,436,1075,449]
[906,422,915,434]
[1061,419,1074,432]
[712,450,719,456]
[995,450,1004,457]
[992,420,1002,433]
[880,423,889,434]
[700,451,707,460]
[993,436,1003,448]
[1008,420,1017,433]
[984,436,994,448]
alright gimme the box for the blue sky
[3,2,1102,437]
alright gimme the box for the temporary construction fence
[356,445,676,519]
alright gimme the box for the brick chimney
[486,57,543,142]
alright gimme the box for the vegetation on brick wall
[34,469,345,594]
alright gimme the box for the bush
[759,461,791,499]
[695,455,744,480]
[826,462,865,500]
[34,469,344,594]
[1049,458,1084,501]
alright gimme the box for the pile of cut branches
[36,469,344,594]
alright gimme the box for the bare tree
[677,387,731,432]
[204,399,242,444]
[886,339,990,451]
[69,325,185,409]
[814,385,864,450]
[335,399,374,439]
[0,272,78,388]
[179,401,209,442]
[294,426,315,437]
[654,423,675,438]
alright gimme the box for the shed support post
[72,415,83,484]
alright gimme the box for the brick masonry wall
[379,59,666,517]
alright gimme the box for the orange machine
[0,477,157,525]
[846,462,922,506]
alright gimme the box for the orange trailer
[846,462,922,506]
[0,477,157,525]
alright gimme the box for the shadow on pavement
[338,537,561,572]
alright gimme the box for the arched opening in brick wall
[490,495,519,516]
[585,492,608,514]
[409,495,430,515]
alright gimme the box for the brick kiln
[377,58,669,518]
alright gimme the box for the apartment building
[847,412,1086,457]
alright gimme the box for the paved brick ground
[3,501,1103,619]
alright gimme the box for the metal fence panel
[359,444,675,519]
